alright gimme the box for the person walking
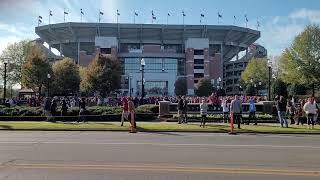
[50,97,58,122]
[61,96,69,122]
[221,98,229,123]
[287,97,295,125]
[182,96,188,123]
[43,97,52,121]
[128,97,136,133]
[276,96,288,128]
[248,97,257,125]
[303,97,317,129]
[78,97,87,123]
[121,96,129,126]
[200,98,208,128]
[230,95,242,129]
[177,96,184,124]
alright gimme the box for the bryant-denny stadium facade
[35,22,266,96]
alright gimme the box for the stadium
[35,22,266,96]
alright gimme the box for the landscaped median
[0,121,320,134]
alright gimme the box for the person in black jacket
[182,96,188,123]
[78,97,87,123]
[50,97,58,122]
[276,96,288,128]
[61,96,69,122]
[177,96,184,124]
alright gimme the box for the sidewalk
[0,121,320,134]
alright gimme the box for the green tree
[21,44,51,95]
[0,40,31,85]
[195,79,214,97]
[279,24,320,96]
[272,79,288,98]
[51,58,80,95]
[84,55,121,96]
[287,84,307,96]
[79,66,88,94]
[174,77,187,96]
[245,84,256,96]
[241,58,268,89]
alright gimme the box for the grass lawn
[0,121,320,134]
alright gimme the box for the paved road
[0,131,319,180]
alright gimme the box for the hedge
[0,104,159,122]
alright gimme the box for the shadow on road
[0,125,13,129]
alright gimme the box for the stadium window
[101,48,111,54]
[194,66,204,69]
[194,49,204,55]
[194,73,204,78]
[194,59,204,64]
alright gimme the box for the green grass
[0,121,320,134]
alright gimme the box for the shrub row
[0,104,159,122]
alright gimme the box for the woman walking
[200,98,208,128]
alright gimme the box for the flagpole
[134,13,135,24]
[64,9,65,23]
[233,16,236,25]
[167,15,168,25]
[49,10,51,25]
[81,9,82,22]
[117,10,119,24]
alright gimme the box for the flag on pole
[135,12,138,16]
[38,19,42,23]
[38,16,42,19]
[234,15,236,20]
[167,13,170,16]
[100,11,104,15]
[117,9,120,16]
[218,12,222,18]
[201,14,204,17]
[64,11,68,15]
[49,10,53,16]
[182,11,186,16]
[245,14,248,22]
[81,9,84,15]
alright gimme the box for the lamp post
[3,62,7,104]
[267,59,272,101]
[129,74,132,97]
[47,73,51,97]
[272,73,276,100]
[254,83,257,96]
[258,81,262,96]
[140,58,145,104]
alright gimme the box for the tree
[287,84,307,96]
[174,77,187,96]
[241,58,268,89]
[21,44,51,95]
[245,84,256,96]
[279,24,320,96]
[79,66,88,94]
[0,40,31,85]
[51,58,80,95]
[195,79,214,97]
[272,79,287,98]
[84,55,121,96]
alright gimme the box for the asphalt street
[0,131,319,180]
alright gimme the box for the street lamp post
[3,62,7,104]
[258,81,262,96]
[47,73,51,97]
[140,58,145,105]
[129,74,132,97]
[267,59,272,101]
[272,74,276,100]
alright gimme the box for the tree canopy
[21,43,51,94]
[279,24,320,95]
[82,55,121,96]
[174,77,187,96]
[241,57,268,88]
[0,40,31,85]
[195,79,214,97]
[51,58,80,95]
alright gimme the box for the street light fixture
[47,73,51,97]
[267,59,272,101]
[129,74,132,97]
[140,58,145,104]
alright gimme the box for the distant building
[36,22,261,96]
